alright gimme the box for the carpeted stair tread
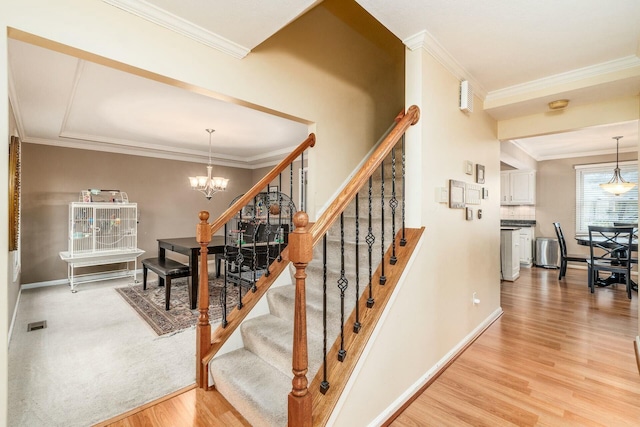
[210,348,290,427]
[267,284,358,341]
[241,314,324,380]
[209,151,403,425]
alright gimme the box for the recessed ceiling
[8,39,311,168]
[511,120,639,161]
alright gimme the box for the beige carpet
[116,275,239,335]
[8,277,197,426]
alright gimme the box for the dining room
[501,118,639,283]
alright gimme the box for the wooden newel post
[196,210,212,388]
[288,212,313,427]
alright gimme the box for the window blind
[575,161,638,234]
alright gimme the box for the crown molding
[403,30,487,100]
[511,138,638,162]
[101,0,250,59]
[486,55,640,104]
[24,134,293,169]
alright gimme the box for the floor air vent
[27,321,47,332]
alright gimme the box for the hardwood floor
[100,385,250,427]
[104,266,639,426]
[391,267,640,426]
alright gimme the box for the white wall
[331,46,501,425]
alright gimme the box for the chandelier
[599,136,636,196]
[188,129,229,200]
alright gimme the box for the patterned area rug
[116,275,239,336]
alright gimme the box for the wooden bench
[142,257,190,310]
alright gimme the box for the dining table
[575,234,638,291]
[157,235,226,309]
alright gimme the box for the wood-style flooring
[390,267,640,426]
[104,267,639,426]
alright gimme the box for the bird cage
[59,193,143,292]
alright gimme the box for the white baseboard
[367,307,503,427]
[634,336,640,375]
[22,268,143,290]
[8,288,22,347]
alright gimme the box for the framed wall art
[449,179,465,209]
[476,164,485,184]
[9,136,21,251]
[466,183,482,205]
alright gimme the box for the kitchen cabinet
[500,170,536,205]
[518,227,534,267]
[500,228,520,281]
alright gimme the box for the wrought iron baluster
[354,194,361,333]
[380,160,386,285]
[401,136,407,246]
[320,234,329,394]
[222,222,229,327]
[289,163,294,230]
[277,173,283,261]
[390,148,398,265]
[301,151,305,212]
[337,213,348,362]
[251,195,258,292]
[366,176,375,308]
[236,209,245,309]
[265,191,271,277]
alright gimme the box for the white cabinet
[518,227,534,267]
[500,170,536,205]
[500,228,520,281]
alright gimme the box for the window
[575,161,638,234]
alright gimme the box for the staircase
[209,148,402,427]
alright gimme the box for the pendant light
[188,129,229,200]
[599,136,636,196]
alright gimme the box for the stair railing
[195,133,315,388]
[287,105,420,426]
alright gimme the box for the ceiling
[8,0,640,166]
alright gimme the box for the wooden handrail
[288,105,419,423]
[196,133,315,388]
[208,133,316,237]
[309,106,419,244]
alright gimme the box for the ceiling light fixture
[548,99,569,110]
[188,129,229,200]
[600,136,636,196]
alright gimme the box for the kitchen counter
[501,220,536,227]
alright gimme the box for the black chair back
[588,225,634,266]
[553,222,568,257]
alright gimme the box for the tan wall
[332,47,501,425]
[20,144,254,284]
[535,151,638,257]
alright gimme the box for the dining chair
[553,222,588,280]
[587,225,634,299]
[613,222,639,291]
